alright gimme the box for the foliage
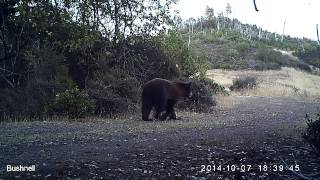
[236,41,251,54]
[0,84,56,121]
[158,31,189,78]
[295,46,320,69]
[0,46,67,120]
[302,114,320,154]
[87,66,140,116]
[255,46,312,71]
[256,46,282,63]
[179,77,227,112]
[230,76,257,91]
[201,35,217,44]
[227,48,239,57]
[182,53,209,78]
[0,0,191,120]
[48,88,95,118]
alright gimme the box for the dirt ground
[0,96,320,179]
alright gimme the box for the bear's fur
[141,78,192,121]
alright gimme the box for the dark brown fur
[141,78,192,121]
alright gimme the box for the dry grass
[215,95,241,109]
[207,67,320,101]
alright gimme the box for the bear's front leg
[159,111,170,121]
[169,111,177,120]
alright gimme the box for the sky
[175,0,320,40]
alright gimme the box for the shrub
[236,42,250,54]
[215,31,224,38]
[87,73,140,117]
[227,34,241,42]
[115,35,180,82]
[48,88,95,118]
[254,46,286,70]
[214,37,228,44]
[302,114,320,154]
[296,62,312,72]
[181,53,209,78]
[178,77,227,112]
[256,46,281,63]
[0,84,56,120]
[230,76,257,91]
[203,35,217,44]
[226,48,239,57]
[253,62,281,70]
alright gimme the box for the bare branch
[253,0,259,12]
[0,71,14,88]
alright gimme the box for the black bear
[141,78,192,121]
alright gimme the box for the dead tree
[281,20,286,42]
[317,24,320,45]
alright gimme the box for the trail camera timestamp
[200,164,300,173]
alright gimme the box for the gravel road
[0,96,319,179]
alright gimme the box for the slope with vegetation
[181,7,320,72]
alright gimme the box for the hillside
[181,16,320,73]
[189,31,317,73]
[180,17,320,100]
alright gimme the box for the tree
[226,3,232,17]
[205,6,214,18]
[0,0,180,118]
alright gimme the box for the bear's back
[142,78,189,99]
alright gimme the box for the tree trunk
[317,24,320,45]
[281,20,286,42]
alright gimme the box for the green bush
[178,77,227,112]
[87,72,140,116]
[254,46,286,70]
[236,42,250,54]
[256,46,281,63]
[0,84,56,120]
[181,53,209,78]
[230,76,257,91]
[226,48,239,57]
[295,46,320,69]
[215,31,224,38]
[203,35,217,44]
[302,114,320,154]
[48,88,95,118]
[214,37,228,44]
[227,34,241,42]
[202,32,228,44]
[253,62,281,70]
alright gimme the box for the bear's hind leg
[142,98,153,121]
[154,106,166,120]
[154,99,166,120]
[166,99,177,120]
